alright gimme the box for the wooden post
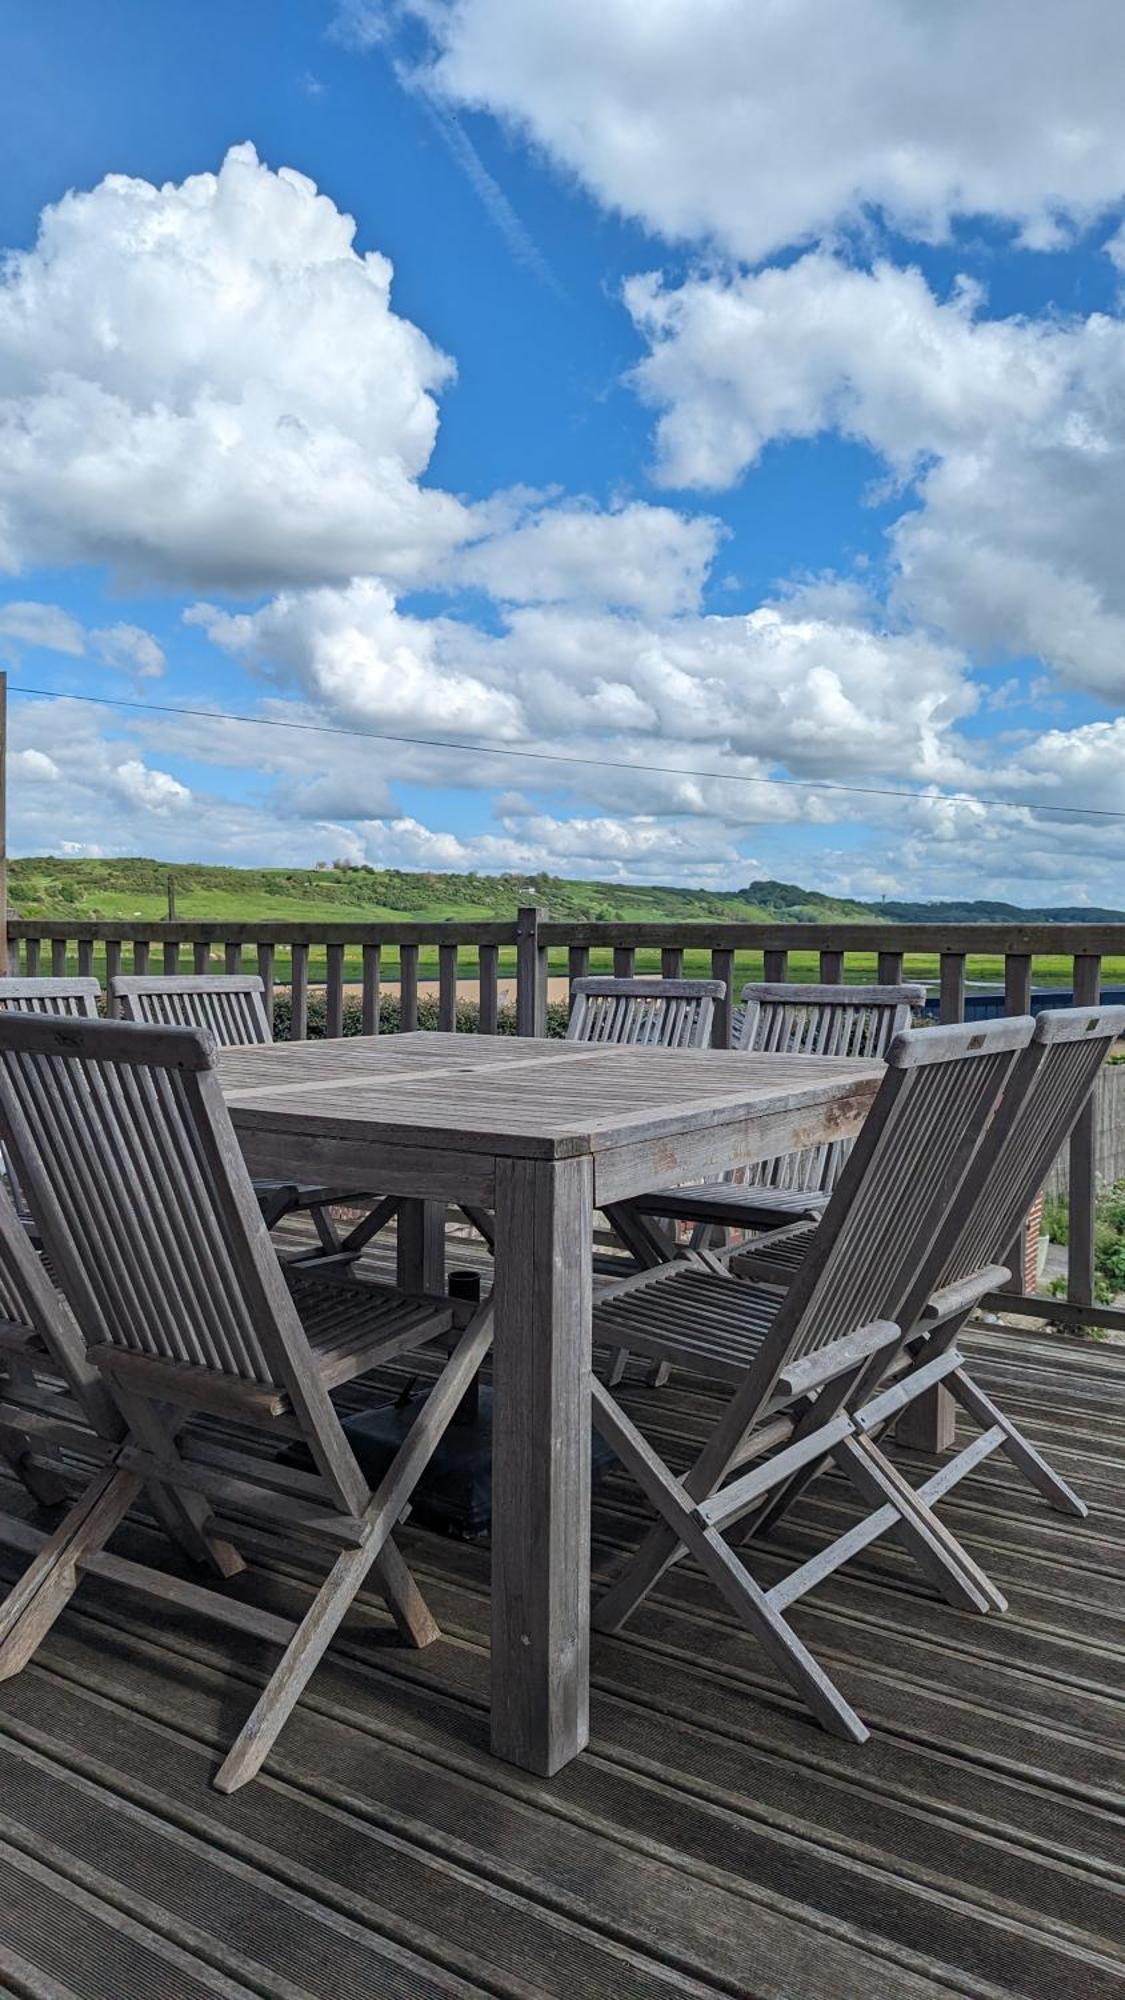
[1068,954,1102,1306]
[516,905,547,1038]
[0,671,8,976]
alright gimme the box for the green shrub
[270,991,571,1040]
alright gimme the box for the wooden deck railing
[9,908,1125,1335]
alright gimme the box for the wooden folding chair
[618,983,924,1251]
[588,1016,1035,1743]
[566,976,726,1048]
[733,1005,1125,1526]
[113,973,396,1263]
[0,1010,492,1791]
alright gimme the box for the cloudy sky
[2,0,1125,901]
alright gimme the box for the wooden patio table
[219,1030,882,1777]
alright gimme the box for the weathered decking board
[0,1312,1122,2000]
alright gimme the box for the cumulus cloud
[91,623,166,678]
[626,253,1125,701]
[0,600,85,655]
[0,143,466,590]
[368,0,1125,262]
[455,497,723,615]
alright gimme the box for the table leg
[491,1153,593,1774]
[396,1198,446,1294]
[895,1383,956,1453]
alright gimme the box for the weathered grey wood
[0,977,100,1018]
[361,942,380,1035]
[710,948,734,1048]
[764,948,788,982]
[113,974,386,1257]
[256,941,275,1027]
[516,905,547,1038]
[492,1154,592,1773]
[220,1029,898,1772]
[396,1199,446,1294]
[325,943,345,1039]
[590,1018,1036,1719]
[623,982,922,1247]
[290,943,309,1041]
[193,940,210,974]
[399,943,419,1033]
[438,942,458,1032]
[1067,955,1101,1305]
[478,942,498,1034]
[567,977,725,1050]
[939,953,966,1025]
[0,1009,495,1787]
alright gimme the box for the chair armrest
[921,1264,1010,1325]
[777,1321,901,1399]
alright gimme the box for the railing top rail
[540,920,1125,954]
[6,919,520,946]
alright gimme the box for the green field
[10,855,1125,992]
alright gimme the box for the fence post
[516,905,547,1038]
[1068,954,1102,1306]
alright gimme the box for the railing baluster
[478,942,498,1034]
[105,940,121,1013]
[362,942,380,1035]
[326,942,345,1038]
[290,943,308,1041]
[1068,953,1102,1306]
[763,949,788,983]
[133,940,150,976]
[25,938,40,977]
[193,942,210,973]
[516,906,546,1038]
[224,941,241,976]
[567,944,589,1006]
[819,949,844,983]
[877,950,903,984]
[661,946,684,978]
[400,943,419,1033]
[51,938,68,978]
[6,937,17,975]
[613,944,635,978]
[939,952,966,1024]
[438,940,458,1032]
[1005,953,1032,1014]
[257,943,275,1033]
[163,941,180,976]
[710,947,734,1048]
[77,938,94,981]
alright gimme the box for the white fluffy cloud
[370,0,1125,261]
[455,496,722,616]
[626,253,1125,701]
[0,600,85,655]
[0,143,467,590]
[192,575,977,821]
[91,623,166,679]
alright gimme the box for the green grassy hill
[8,857,879,926]
[10,856,1123,994]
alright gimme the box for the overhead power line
[9,680,1124,823]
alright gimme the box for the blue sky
[1,0,1125,901]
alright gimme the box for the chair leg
[0,1467,141,1680]
[214,1531,408,1793]
[115,1390,244,1580]
[949,1366,1087,1517]
[215,1301,495,1791]
[833,1433,1006,1614]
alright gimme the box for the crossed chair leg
[0,1301,495,1792]
[590,1362,1008,1744]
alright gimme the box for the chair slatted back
[692,1018,1036,1488]
[0,978,100,1018]
[567,977,725,1050]
[941,1005,1125,1285]
[0,1175,120,1429]
[736,983,925,1199]
[112,974,271,1047]
[0,1013,358,1491]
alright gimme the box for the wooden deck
[0,1307,1122,2000]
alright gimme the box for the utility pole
[0,671,8,975]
